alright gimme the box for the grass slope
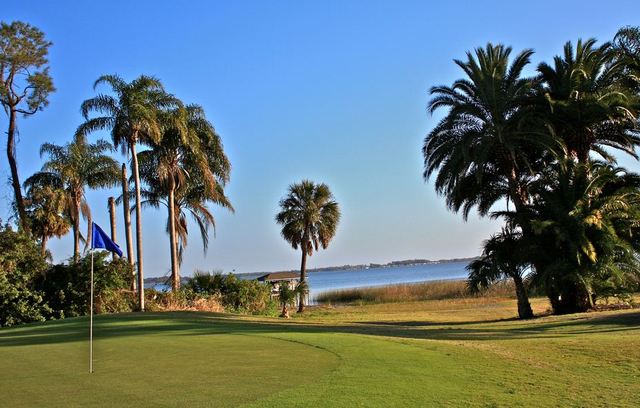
[1,297,639,407]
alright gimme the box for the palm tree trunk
[168,184,180,292]
[297,247,308,313]
[280,303,289,318]
[41,235,48,258]
[552,282,592,314]
[86,212,93,254]
[121,163,136,290]
[512,274,534,319]
[108,197,117,261]
[131,142,145,311]
[73,212,80,263]
[7,109,29,233]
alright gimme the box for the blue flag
[91,222,123,257]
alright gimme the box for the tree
[276,180,340,313]
[537,38,640,163]
[520,160,640,313]
[120,163,134,273]
[612,26,640,90]
[23,184,70,257]
[78,74,181,310]
[467,229,534,319]
[24,135,119,262]
[135,177,232,280]
[277,281,297,318]
[0,224,51,327]
[0,21,55,232]
[136,105,232,291]
[424,43,551,219]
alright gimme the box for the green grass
[1,297,639,407]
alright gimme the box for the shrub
[145,288,224,312]
[0,225,51,327]
[36,252,134,318]
[186,271,276,314]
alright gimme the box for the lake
[145,262,468,303]
[149,262,470,301]
[304,262,469,301]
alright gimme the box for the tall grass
[314,279,518,304]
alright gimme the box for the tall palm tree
[23,184,70,257]
[537,39,640,163]
[424,43,551,219]
[134,173,233,289]
[24,135,119,261]
[467,228,534,319]
[136,105,233,291]
[78,74,181,310]
[275,180,340,313]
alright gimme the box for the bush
[36,252,134,318]
[0,225,51,327]
[145,288,224,312]
[186,271,276,314]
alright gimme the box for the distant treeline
[143,257,478,284]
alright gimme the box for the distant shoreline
[242,256,478,276]
[144,257,478,285]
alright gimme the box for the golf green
[1,303,639,407]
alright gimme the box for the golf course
[1,297,638,407]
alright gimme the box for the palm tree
[24,135,119,261]
[424,43,551,219]
[519,160,640,313]
[537,39,640,163]
[277,282,297,318]
[467,228,534,319]
[136,105,233,291]
[23,184,70,257]
[275,180,340,313]
[133,173,232,288]
[78,74,181,310]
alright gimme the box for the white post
[89,249,94,373]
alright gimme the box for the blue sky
[3,1,639,277]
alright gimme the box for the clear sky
[2,1,639,277]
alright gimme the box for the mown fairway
[1,298,638,407]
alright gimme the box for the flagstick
[90,248,94,374]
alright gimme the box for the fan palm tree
[24,135,119,261]
[275,180,340,313]
[135,105,233,291]
[23,184,70,257]
[424,43,552,219]
[537,38,640,163]
[467,228,534,319]
[78,74,181,310]
[277,282,297,318]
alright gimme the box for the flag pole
[89,248,94,374]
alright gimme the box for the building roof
[257,272,301,282]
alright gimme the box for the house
[256,272,301,298]
[256,272,311,305]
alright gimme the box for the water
[147,261,470,301]
[305,262,469,301]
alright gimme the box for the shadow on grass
[1,309,639,348]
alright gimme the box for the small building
[256,272,301,298]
